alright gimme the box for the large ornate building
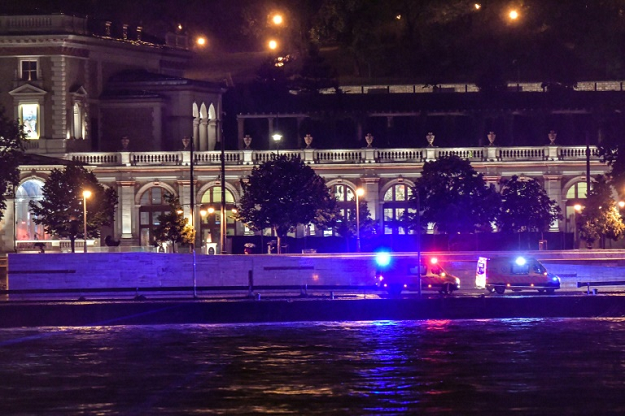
[0,14,616,254]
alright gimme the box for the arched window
[15,179,47,241]
[324,183,356,236]
[566,181,588,199]
[199,186,237,249]
[139,187,169,247]
[72,102,85,139]
[382,183,414,235]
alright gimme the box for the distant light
[177,24,183,31]
[375,252,391,267]
[619,201,625,208]
[396,14,402,20]
[356,188,365,197]
[196,37,206,46]
[207,207,215,214]
[82,190,92,199]
[272,133,282,142]
[272,14,283,25]
[509,10,519,20]
[515,256,526,266]
[430,257,438,264]
[574,203,583,212]
[268,39,278,50]
[474,3,481,10]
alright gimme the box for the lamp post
[574,203,583,249]
[272,133,282,155]
[183,136,198,298]
[416,190,422,296]
[355,188,364,252]
[82,190,91,253]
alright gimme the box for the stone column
[0,195,16,252]
[117,181,136,241]
[361,177,381,225]
[199,117,208,150]
[544,175,563,232]
[237,117,245,149]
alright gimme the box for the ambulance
[475,256,560,294]
[375,252,461,295]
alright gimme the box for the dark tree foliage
[334,198,377,251]
[153,193,194,252]
[0,109,25,222]
[237,155,337,253]
[409,155,501,234]
[29,164,118,253]
[578,175,625,248]
[497,175,562,233]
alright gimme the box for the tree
[497,176,562,246]
[409,155,501,235]
[29,164,118,253]
[0,109,25,222]
[152,193,195,252]
[578,175,625,248]
[236,155,337,253]
[334,198,377,251]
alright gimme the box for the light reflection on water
[0,318,623,415]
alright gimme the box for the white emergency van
[475,256,560,294]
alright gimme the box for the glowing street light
[272,14,283,25]
[355,188,365,252]
[272,133,282,154]
[82,190,91,253]
[509,9,519,20]
[474,3,481,10]
[196,36,207,47]
[268,39,278,50]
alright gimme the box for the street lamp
[574,203,583,249]
[355,188,365,252]
[183,136,198,297]
[82,190,91,253]
[272,133,282,154]
[271,14,283,26]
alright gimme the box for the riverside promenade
[0,295,624,328]
[2,250,625,328]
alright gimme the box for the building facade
[0,15,613,253]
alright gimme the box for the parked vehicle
[375,252,460,295]
[475,256,560,295]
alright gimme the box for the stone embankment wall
[7,251,625,291]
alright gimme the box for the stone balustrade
[60,145,600,167]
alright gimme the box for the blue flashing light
[552,275,560,282]
[515,256,526,266]
[375,252,392,267]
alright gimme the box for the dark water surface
[0,318,623,415]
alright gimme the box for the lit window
[20,104,39,139]
[566,182,587,199]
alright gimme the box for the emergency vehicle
[475,256,560,294]
[375,252,460,295]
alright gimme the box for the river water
[0,318,623,415]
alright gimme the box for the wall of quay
[7,251,625,293]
